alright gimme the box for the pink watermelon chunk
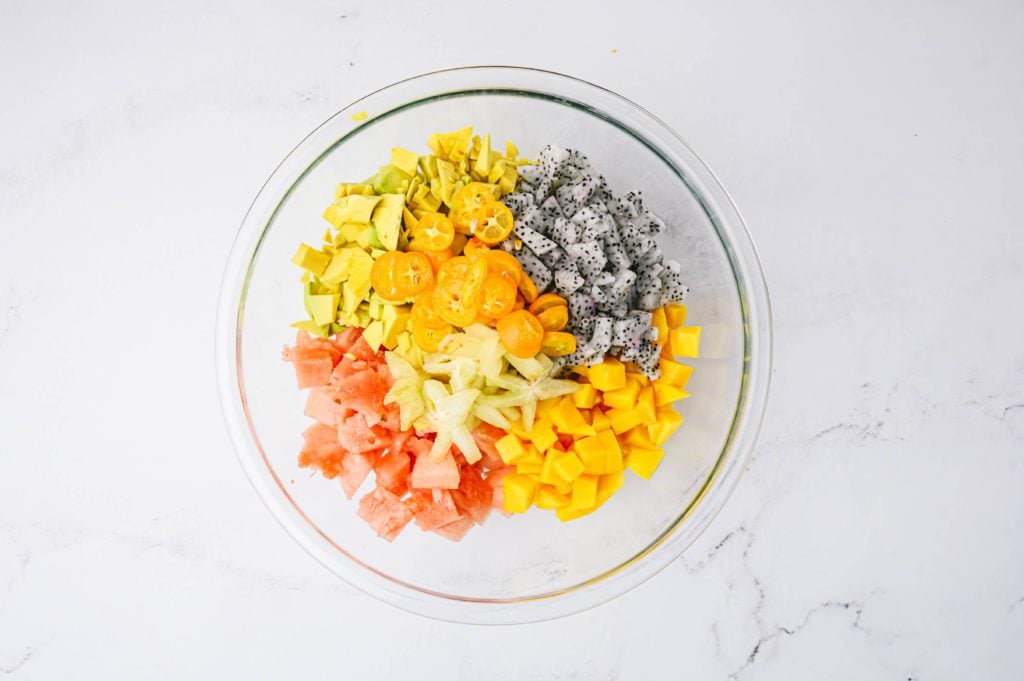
[337,413,390,453]
[407,489,461,531]
[410,449,460,490]
[304,388,347,428]
[284,344,334,388]
[333,368,388,425]
[346,336,379,362]
[485,467,514,518]
[373,449,411,497]
[471,423,507,470]
[451,464,494,525]
[293,330,344,365]
[357,487,413,541]
[298,422,347,479]
[433,515,475,542]
[340,451,375,499]
[332,326,363,353]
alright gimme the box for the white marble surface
[2,0,1023,678]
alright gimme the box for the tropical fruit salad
[282,128,701,541]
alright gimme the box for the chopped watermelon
[304,388,347,427]
[373,449,411,496]
[332,326,363,353]
[485,466,514,518]
[332,367,388,425]
[337,413,390,453]
[347,336,379,362]
[410,449,460,490]
[293,330,345,364]
[298,422,347,479]
[471,423,507,470]
[340,451,376,499]
[357,487,413,541]
[450,464,493,525]
[433,515,475,542]
[284,344,335,388]
[407,488,461,531]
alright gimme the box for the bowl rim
[216,65,773,624]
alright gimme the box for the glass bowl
[216,66,772,624]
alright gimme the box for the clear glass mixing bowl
[216,66,772,624]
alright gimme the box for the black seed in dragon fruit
[589,316,614,355]
[554,264,586,295]
[502,192,535,215]
[555,175,600,217]
[635,209,666,235]
[549,216,581,245]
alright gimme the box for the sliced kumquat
[536,305,569,331]
[483,249,523,285]
[477,273,518,318]
[540,331,577,357]
[528,293,568,316]
[496,309,544,358]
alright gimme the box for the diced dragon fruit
[516,247,553,292]
[549,217,581,245]
[565,241,607,279]
[515,223,558,255]
[554,264,586,295]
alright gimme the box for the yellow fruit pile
[499,303,700,519]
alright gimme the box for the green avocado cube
[291,244,330,276]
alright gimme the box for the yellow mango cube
[536,486,571,509]
[623,425,655,449]
[495,433,526,464]
[536,397,563,421]
[665,303,687,328]
[571,474,598,508]
[653,381,690,407]
[555,503,599,522]
[502,473,538,514]
[589,359,626,391]
[648,407,684,446]
[597,470,625,501]
[574,436,606,475]
[554,481,573,495]
[651,306,669,345]
[608,407,645,435]
[625,447,665,480]
[572,382,598,409]
[539,452,562,486]
[527,418,558,452]
[591,409,613,432]
[659,359,695,388]
[637,386,657,426]
[516,462,543,476]
[669,326,701,358]
[602,379,641,410]
[552,451,586,482]
[550,397,596,436]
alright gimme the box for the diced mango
[550,397,596,436]
[571,365,589,378]
[536,397,562,422]
[516,461,543,476]
[653,381,690,407]
[665,303,687,328]
[551,451,585,483]
[527,418,558,452]
[539,452,562,486]
[669,326,701,358]
[627,370,650,387]
[625,447,665,480]
[589,359,626,391]
[291,244,330,277]
[659,359,695,388]
[596,430,623,473]
[637,386,657,426]
[571,474,598,508]
[495,433,527,464]
[608,407,645,434]
[518,444,544,467]
[554,481,573,495]
[602,379,641,410]
[648,407,684,446]
[623,425,655,450]
[574,436,605,475]
[502,473,538,514]
[556,502,599,522]
[597,470,625,501]
[651,306,669,345]
[536,486,571,509]
[572,382,598,409]
[591,409,612,432]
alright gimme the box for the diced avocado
[365,225,386,250]
[391,148,420,176]
[381,304,411,349]
[291,244,330,276]
[346,250,374,299]
[290,319,329,338]
[334,183,375,200]
[356,309,371,328]
[354,227,372,250]
[307,293,340,326]
[336,222,365,244]
[321,247,357,284]
[371,164,412,195]
[362,320,385,350]
[323,194,382,227]
[436,159,458,205]
[473,133,491,177]
[371,194,405,250]
[368,298,384,320]
[341,281,361,316]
